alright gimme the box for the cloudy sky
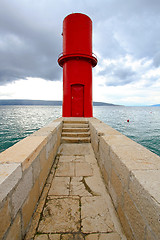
[0,0,160,106]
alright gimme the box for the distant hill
[0,99,120,106]
[93,101,120,106]
[0,99,62,106]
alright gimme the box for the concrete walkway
[26,143,126,240]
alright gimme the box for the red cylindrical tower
[58,13,97,117]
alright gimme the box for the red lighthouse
[58,13,97,117]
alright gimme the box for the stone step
[62,127,90,132]
[62,132,90,138]
[61,137,91,143]
[63,123,89,128]
[63,120,89,124]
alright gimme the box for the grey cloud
[114,67,136,81]
[0,0,62,85]
[99,65,136,86]
[91,0,160,61]
[1,0,160,87]
[153,52,160,67]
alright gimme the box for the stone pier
[0,118,160,240]
[26,144,125,239]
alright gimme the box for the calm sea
[0,105,160,157]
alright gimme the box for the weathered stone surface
[108,181,118,209]
[111,169,123,205]
[63,123,89,128]
[75,162,93,177]
[110,138,160,171]
[38,158,52,193]
[89,124,99,159]
[34,234,49,240]
[24,184,50,240]
[84,175,106,196]
[70,177,92,197]
[131,169,160,205]
[58,143,93,156]
[85,154,97,165]
[6,212,21,240]
[63,127,89,133]
[0,163,22,202]
[22,179,39,232]
[32,127,52,138]
[61,234,73,240]
[49,234,61,240]
[85,233,121,240]
[99,137,111,179]
[63,117,88,123]
[46,135,57,159]
[46,172,54,184]
[89,118,121,137]
[55,162,75,177]
[61,136,90,143]
[101,166,109,187]
[124,191,145,240]
[39,147,46,170]
[32,155,41,184]
[38,197,80,233]
[110,149,130,189]
[11,166,33,217]
[129,170,160,239]
[59,155,75,163]
[0,198,11,239]
[75,155,86,162]
[145,227,156,240]
[61,233,84,240]
[116,205,134,240]
[26,133,126,240]
[81,196,115,233]
[48,177,70,196]
[32,122,60,137]
[0,135,47,171]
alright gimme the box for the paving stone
[55,162,75,177]
[85,155,97,165]
[85,233,121,240]
[70,177,92,197]
[61,234,73,240]
[48,177,70,196]
[30,140,126,240]
[75,162,93,177]
[74,234,85,240]
[58,143,93,156]
[75,155,86,162]
[81,196,115,233]
[34,234,49,240]
[49,234,61,240]
[61,233,84,240]
[59,156,75,163]
[84,176,106,196]
[38,197,80,233]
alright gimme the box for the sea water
[0,105,159,157]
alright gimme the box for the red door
[71,84,84,117]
